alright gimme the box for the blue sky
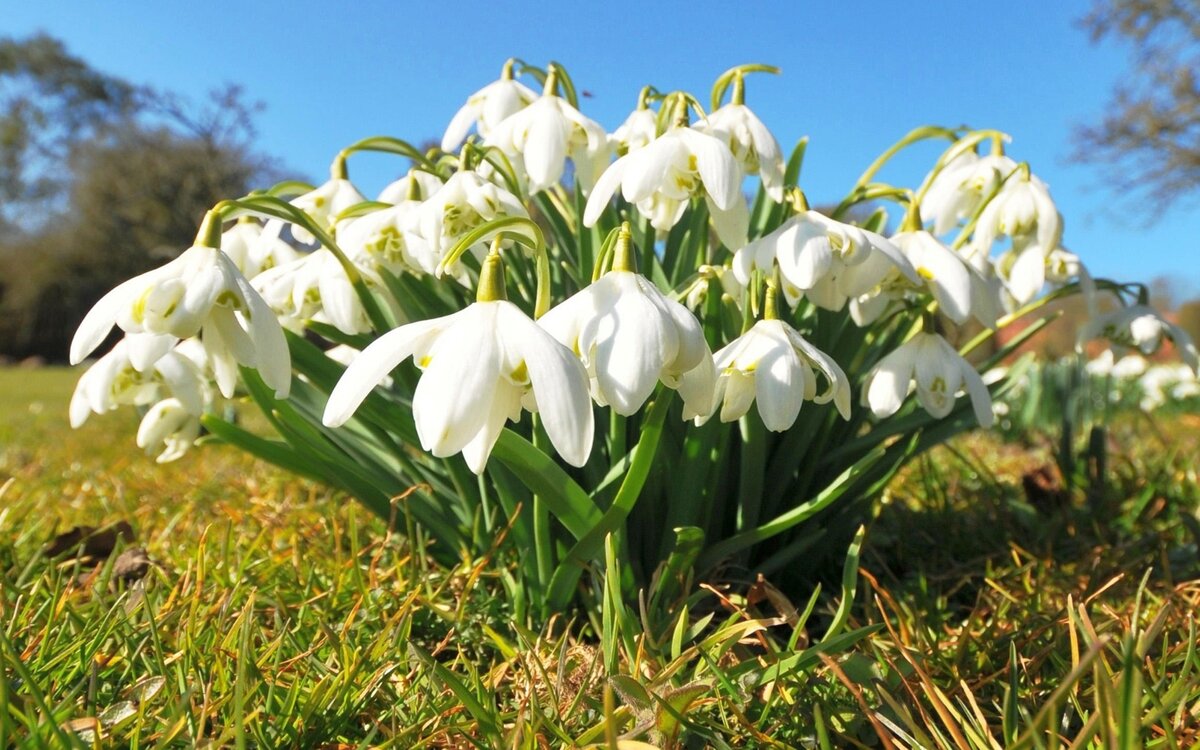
[7,1,1198,295]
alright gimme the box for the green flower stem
[338,135,437,173]
[331,152,349,180]
[542,65,559,97]
[530,416,552,604]
[763,273,780,321]
[610,222,636,273]
[910,128,1009,209]
[546,388,674,610]
[830,184,911,221]
[736,414,766,535]
[851,125,960,193]
[591,225,622,282]
[216,195,391,332]
[476,240,508,302]
[195,209,224,249]
[710,63,780,112]
[731,73,745,106]
[438,216,550,316]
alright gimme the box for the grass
[1,367,1198,747]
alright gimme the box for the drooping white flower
[1138,363,1194,410]
[1077,305,1199,374]
[484,94,609,194]
[136,397,201,463]
[71,243,291,398]
[891,230,999,327]
[414,170,529,267]
[336,202,430,276]
[696,318,850,431]
[441,75,538,152]
[920,151,1018,236]
[376,170,444,204]
[863,331,994,427]
[706,102,785,202]
[584,125,746,248]
[994,242,1050,307]
[1111,353,1149,379]
[1171,376,1200,401]
[733,210,918,298]
[324,300,594,474]
[287,178,368,245]
[69,339,205,428]
[538,270,715,417]
[611,108,658,155]
[253,249,391,336]
[682,264,745,311]
[1084,349,1115,377]
[973,171,1061,256]
[220,220,300,279]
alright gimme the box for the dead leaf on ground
[112,547,152,583]
[43,521,134,559]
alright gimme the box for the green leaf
[545,391,673,609]
[823,525,865,642]
[409,645,502,742]
[696,443,889,570]
[491,429,602,540]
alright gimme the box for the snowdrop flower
[137,398,201,463]
[733,207,917,299]
[706,102,784,202]
[994,243,1052,307]
[441,63,538,151]
[484,74,608,194]
[287,177,368,245]
[220,220,300,279]
[682,264,745,311]
[993,242,1094,312]
[611,108,658,155]
[70,225,291,399]
[538,230,715,417]
[414,170,528,267]
[324,251,593,473]
[324,344,393,388]
[376,170,444,204]
[585,122,746,248]
[1077,304,1198,374]
[336,203,429,276]
[863,331,994,427]
[974,170,1061,256]
[69,339,205,428]
[920,150,1018,235]
[1111,354,1149,379]
[1138,364,1191,410]
[1172,378,1200,401]
[253,250,386,336]
[697,294,851,430]
[1085,349,1115,377]
[891,230,998,327]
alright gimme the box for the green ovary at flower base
[66,58,1194,614]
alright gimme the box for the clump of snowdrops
[68,61,1198,616]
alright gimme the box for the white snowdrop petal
[323,316,449,427]
[413,312,500,457]
[503,303,594,467]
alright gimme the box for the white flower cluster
[69,60,1193,470]
[1086,351,1200,411]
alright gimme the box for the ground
[1,368,1198,747]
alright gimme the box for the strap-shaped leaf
[545,390,673,609]
[491,429,602,540]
